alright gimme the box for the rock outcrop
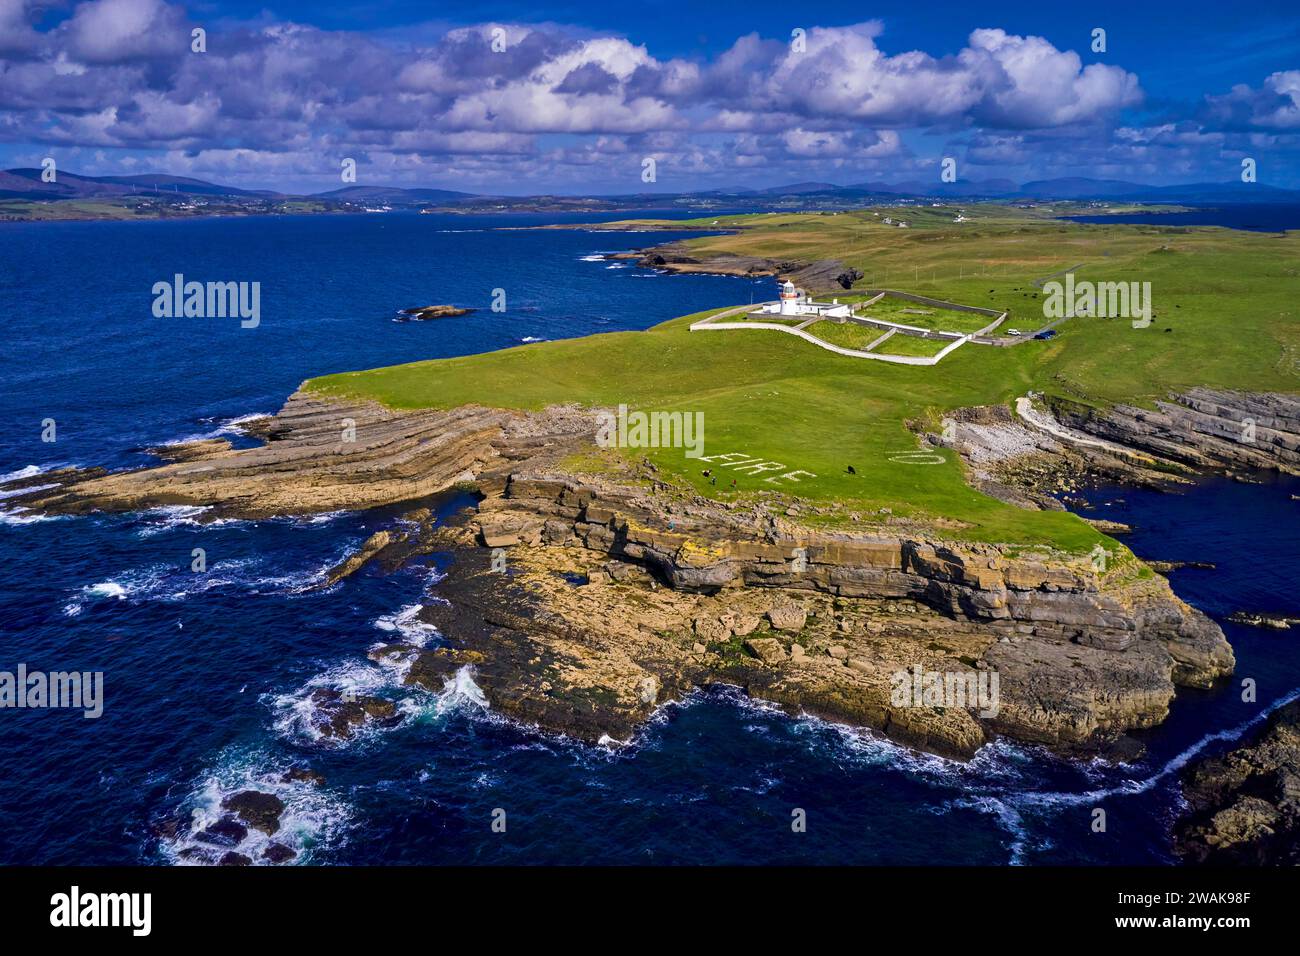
[395,304,474,321]
[1175,699,1300,865]
[388,463,1231,756]
[1052,389,1300,476]
[10,383,1295,759]
[0,391,584,520]
[606,243,856,294]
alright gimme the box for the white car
[1005,328,1022,336]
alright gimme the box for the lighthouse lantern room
[778,279,800,316]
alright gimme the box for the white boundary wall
[689,303,975,366]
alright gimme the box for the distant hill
[5,168,1298,208]
[835,177,1300,204]
[1015,178,1300,203]
[756,181,842,195]
[847,178,1021,198]
[311,185,480,203]
[0,168,272,200]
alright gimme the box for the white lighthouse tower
[778,279,800,316]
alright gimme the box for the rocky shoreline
[9,384,1298,759]
[1174,698,1300,865]
[605,243,862,292]
[6,374,1300,857]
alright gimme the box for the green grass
[858,296,995,334]
[728,313,808,325]
[805,320,888,350]
[307,206,1300,554]
[873,334,955,357]
[309,307,1101,551]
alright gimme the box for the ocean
[1,210,1296,865]
[1064,203,1300,231]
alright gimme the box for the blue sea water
[1,211,1297,866]
[1064,203,1300,232]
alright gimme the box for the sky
[1,0,1298,194]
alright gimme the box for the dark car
[1034,329,1058,340]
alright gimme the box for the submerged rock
[281,766,326,787]
[307,688,401,740]
[221,790,285,836]
[194,816,249,846]
[262,842,298,864]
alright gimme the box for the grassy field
[308,205,1299,554]
[0,199,143,220]
[805,320,889,350]
[873,334,955,357]
[728,313,807,325]
[858,296,996,334]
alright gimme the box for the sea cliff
[8,383,1296,758]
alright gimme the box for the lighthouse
[778,279,800,316]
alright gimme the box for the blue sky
[3,0,1298,193]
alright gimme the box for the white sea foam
[163,748,350,866]
[0,481,57,500]
[949,795,1034,865]
[133,505,227,536]
[296,511,348,526]
[267,660,392,745]
[0,465,45,483]
[373,603,439,647]
[434,665,489,715]
[1008,685,1300,810]
[64,558,320,615]
[169,412,272,445]
[0,506,65,526]
[85,581,128,600]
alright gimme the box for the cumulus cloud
[0,0,1290,189]
[57,0,190,65]
[1204,71,1300,131]
[689,24,1140,128]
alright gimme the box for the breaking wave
[161,748,350,866]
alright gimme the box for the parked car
[1034,329,1059,340]
[1005,328,1021,336]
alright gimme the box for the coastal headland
[3,208,1297,835]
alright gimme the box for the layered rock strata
[9,385,1298,757]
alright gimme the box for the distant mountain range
[758,177,1300,203]
[0,168,281,200]
[3,167,1298,205]
[312,185,478,203]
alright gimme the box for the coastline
[9,381,1299,764]
[4,207,1297,866]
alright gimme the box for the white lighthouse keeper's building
[754,279,852,320]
